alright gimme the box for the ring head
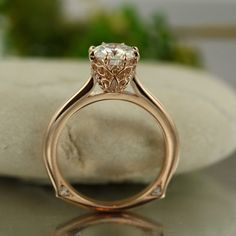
[89,43,139,93]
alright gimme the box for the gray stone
[0,59,236,183]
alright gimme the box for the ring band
[43,43,179,211]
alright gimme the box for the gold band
[43,74,179,211]
[44,43,179,211]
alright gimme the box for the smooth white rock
[0,59,236,183]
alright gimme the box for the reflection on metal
[54,211,164,236]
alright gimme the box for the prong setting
[133,46,140,61]
[89,43,139,92]
[89,46,95,61]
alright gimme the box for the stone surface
[0,59,236,184]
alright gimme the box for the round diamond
[93,43,136,66]
[59,185,70,197]
[151,186,162,197]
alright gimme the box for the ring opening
[57,99,165,204]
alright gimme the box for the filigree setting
[89,43,139,93]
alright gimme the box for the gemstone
[151,186,162,196]
[59,185,70,197]
[93,43,136,67]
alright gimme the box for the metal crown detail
[89,43,139,93]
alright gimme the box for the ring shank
[44,77,179,211]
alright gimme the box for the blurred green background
[0,0,201,67]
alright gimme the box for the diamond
[151,186,162,197]
[59,185,70,197]
[93,43,136,67]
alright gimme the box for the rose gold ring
[43,43,179,211]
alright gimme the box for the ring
[43,42,179,211]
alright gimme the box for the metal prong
[88,45,95,54]
[133,46,140,61]
[89,46,95,61]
